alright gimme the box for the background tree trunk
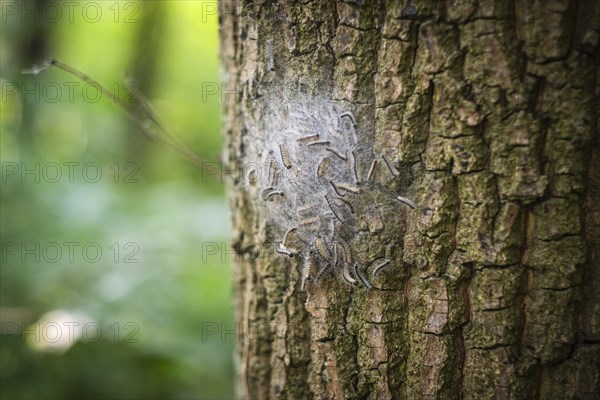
[219,1,599,399]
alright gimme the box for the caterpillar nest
[245,98,416,291]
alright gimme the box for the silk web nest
[245,97,416,291]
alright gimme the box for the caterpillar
[279,144,291,169]
[317,157,331,178]
[266,40,274,71]
[367,159,378,182]
[314,237,331,262]
[372,259,391,276]
[332,181,361,194]
[307,140,331,147]
[325,147,347,161]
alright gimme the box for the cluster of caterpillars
[253,111,416,291]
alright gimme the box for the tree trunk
[219,1,599,399]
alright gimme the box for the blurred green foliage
[1,1,235,399]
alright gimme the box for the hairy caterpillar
[382,154,400,177]
[316,157,332,178]
[307,140,331,147]
[266,40,274,71]
[372,259,391,276]
[279,144,292,169]
[297,134,320,143]
[325,147,347,161]
[324,195,342,222]
[331,181,361,194]
[367,159,378,182]
[351,151,360,183]
[300,216,320,227]
[314,237,331,262]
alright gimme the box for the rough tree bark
[219,1,599,399]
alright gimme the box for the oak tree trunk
[219,1,599,399]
